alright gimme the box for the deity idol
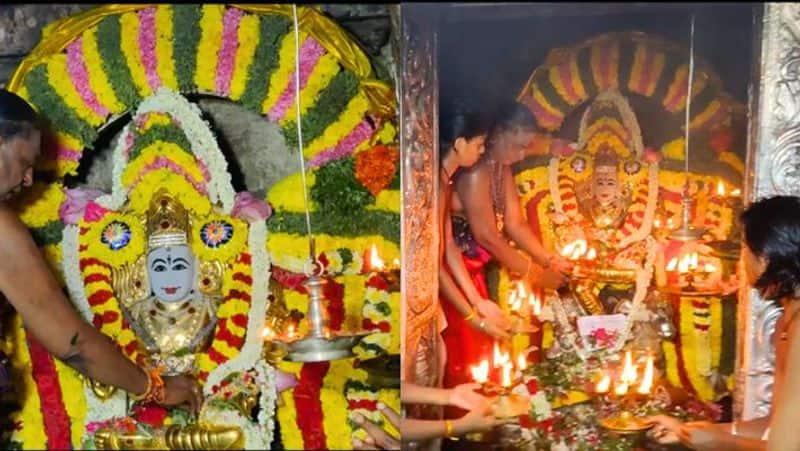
[114,190,220,375]
[548,90,656,315]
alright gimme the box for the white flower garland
[204,220,271,392]
[270,249,364,277]
[97,88,236,213]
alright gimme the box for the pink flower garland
[65,38,109,118]
[215,8,244,96]
[308,119,375,168]
[138,8,162,91]
[127,157,209,196]
[267,38,326,122]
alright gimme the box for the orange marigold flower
[354,145,399,197]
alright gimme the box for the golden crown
[146,189,190,249]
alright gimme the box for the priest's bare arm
[501,165,552,266]
[0,206,201,411]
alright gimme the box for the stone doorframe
[399,1,800,422]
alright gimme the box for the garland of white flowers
[199,360,277,449]
[204,219,271,392]
[97,88,236,213]
[271,248,364,277]
[61,224,129,432]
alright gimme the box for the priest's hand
[678,421,728,451]
[528,264,567,290]
[447,383,487,411]
[454,399,511,435]
[352,403,400,450]
[162,375,203,416]
[474,298,512,330]
[469,314,510,339]
[645,415,683,445]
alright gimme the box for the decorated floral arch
[507,31,743,409]
[2,4,399,450]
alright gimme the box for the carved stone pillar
[400,5,441,390]
[736,2,800,421]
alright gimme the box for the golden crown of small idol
[147,189,190,248]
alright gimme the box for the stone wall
[0,4,395,87]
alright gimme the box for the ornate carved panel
[400,5,440,387]
[737,2,800,421]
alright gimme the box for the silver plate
[281,332,371,362]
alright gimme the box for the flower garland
[358,273,395,358]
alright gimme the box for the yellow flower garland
[126,169,212,216]
[190,215,248,264]
[229,14,260,101]
[366,190,400,214]
[81,27,125,113]
[261,31,309,113]
[195,5,225,93]
[12,181,65,229]
[81,211,145,269]
[154,6,179,91]
[266,171,318,213]
[122,142,207,188]
[8,316,47,449]
[120,11,151,98]
[53,359,87,449]
[47,55,105,126]
[281,52,340,124]
[303,91,370,159]
[267,233,399,273]
[679,297,715,401]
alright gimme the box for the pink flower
[231,191,272,222]
[551,139,576,157]
[643,147,663,164]
[275,369,298,393]
[84,201,110,223]
[60,188,105,225]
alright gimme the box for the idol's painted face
[147,245,195,303]
[592,166,619,206]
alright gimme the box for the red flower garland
[294,362,329,449]
[26,332,72,450]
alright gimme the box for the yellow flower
[376,121,397,145]
[195,5,225,93]
[662,138,686,161]
[53,359,87,449]
[229,14,260,101]
[82,27,125,113]
[122,141,206,188]
[47,54,105,126]
[190,214,248,262]
[304,92,370,159]
[267,233,399,273]
[367,189,400,213]
[281,52,340,123]
[277,388,303,450]
[127,169,212,216]
[141,112,173,130]
[154,5,179,90]
[262,31,309,113]
[266,170,317,212]
[7,316,47,449]
[12,181,65,229]
[120,11,152,98]
[81,211,145,269]
[662,340,683,389]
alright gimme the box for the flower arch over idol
[60,88,288,450]
[491,30,746,444]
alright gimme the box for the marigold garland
[355,145,401,196]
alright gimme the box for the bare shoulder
[455,162,489,192]
[0,205,38,256]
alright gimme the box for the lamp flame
[637,355,655,395]
[501,362,513,387]
[595,374,611,394]
[614,381,629,396]
[717,180,726,197]
[620,350,637,384]
[262,326,274,339]
[517,353,527,372]
[530,293,541,316]
[471,359,489,384]
[370,244,384,270]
